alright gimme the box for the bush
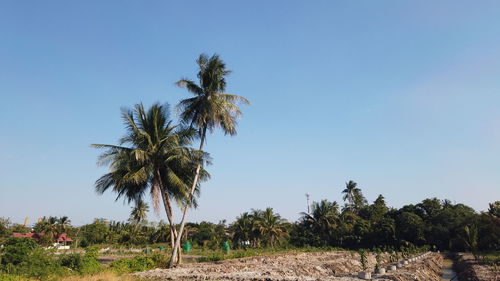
[0,238,37,266]
[16,248,64,280]
[60,253,83,271]
[59,248,102,275]
[79,247,102,275]
[151,252,169,268]
[110,256,156,274]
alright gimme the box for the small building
[56,233,73,245]
[12,232,45,239]
[12,232,73,245]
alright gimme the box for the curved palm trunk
[169,127,207,267]
[156,171,182,264]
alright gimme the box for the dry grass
[59,271,148,281]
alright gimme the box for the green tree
[1,237,38,266]
[395,212,425,245]
[57,216,71,235]
[488,201,500,218]
[130,200,149,225]
[93,103,209,256]
[230,212,253,248]
[342,180,365,213]
[0,217,11,237]
[171,53,249,266]
[300,200,339,246]
[258,208,287,248]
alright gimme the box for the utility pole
[305,193,310,213]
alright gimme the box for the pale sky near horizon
[1,1,499,226]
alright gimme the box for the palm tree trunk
[156,170,183,264]
[169,126,207,267]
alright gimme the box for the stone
[358,272,371,279]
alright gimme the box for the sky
[1,1,499,226]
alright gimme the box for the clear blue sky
[1,1,499,226]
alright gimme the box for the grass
[475,251,500,266]
[58,271,150,281]
[189,246,346,262]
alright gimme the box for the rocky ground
[455,253,499,281]
[133,251,444,281]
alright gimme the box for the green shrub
[151,252,169,268]
[0,238,37,266]
[358,249,368,271]
[79,247,102,275]
[110,256,156,274]
[59,253,83,271]
[16,248,64,280]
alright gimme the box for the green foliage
[0,238,38,266]
[59,253,83,271]
[0,245,64,280]
[358,249,368,271]
[374,248,381,269]
[80,219,109,245]
[0,219,11,237]
[79,247,102,275]
[110,255,156,274]
[488,201,500,218]
[17,248,64,280]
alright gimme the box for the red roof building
[56,233,73,243]
[12,232,72,243]
[12,232,45,239]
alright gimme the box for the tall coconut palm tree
[130,200,149,225]
[259,208,287,248]
[300,200,339,245]
[93,103,209,257]
[170,53,249,266]
[342,180,361,213]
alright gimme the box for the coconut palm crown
[170,54,249,266]
[176,53,250,136]
[92,103,209,249]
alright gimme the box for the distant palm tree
[301,200,339,230]
[342,180,361,212]
[130,200,149,225]
[230,212,252,248]
[45,216,59,239]
[259,208,287,248]
[57,216,71,235]
[93,103,209,254]
[301,200,339,245]
[171,54,249,266]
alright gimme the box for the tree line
[1,193,498,253]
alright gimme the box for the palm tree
[230,212,252,248]
[249,209,264,247]
[300,200,339,245]
[170,53,249,266]
[342,180,361,212]
[40,216,59,242]
[130,200,149,225]
[57,216,71,236]
[93,103,209,257]
[259,208,287,248]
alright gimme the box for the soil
[454,253,499,281]
[133,251,445,281]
